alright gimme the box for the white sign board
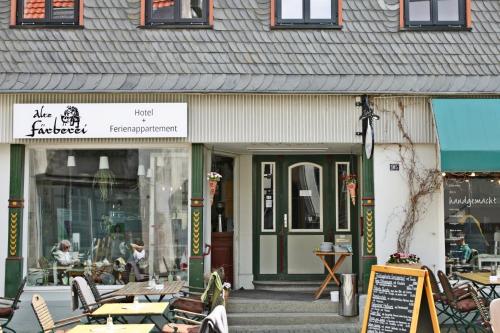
[13,103,187,139]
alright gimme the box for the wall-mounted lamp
[67,155,76,168]
[99,156,109,170]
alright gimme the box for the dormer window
[145,0,210,26]
[15,0,81,25]
[404,0,467,27]
[274,0,340,27]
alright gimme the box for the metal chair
[71,277,126,324]
[168,268,226,323]
[163,305,227,333]
[0,277,26,333]
[437,270,488,332]
[31,294,85,333]
[83,273,131,304]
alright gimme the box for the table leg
[314,254,349,300]
[140,315,162,331]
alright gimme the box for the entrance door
[253,155,358,281]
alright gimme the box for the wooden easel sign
[361,265,440,333]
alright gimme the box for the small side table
[313,251,353,300]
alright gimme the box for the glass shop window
[444,175,500,275]
[27,148,189,286]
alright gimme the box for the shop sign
[13,103,187,139]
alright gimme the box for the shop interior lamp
[137,164,146,176]
[146,168,153,178]
[67,155,76,168]
[99,156,110,170]
[470,172,476,177]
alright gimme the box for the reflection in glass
[27,148,189,286]
[310,0,332,19]
[408,0,431,21]
[290,164,322,230]
[152,0,204,20]
[437,0,459,21]
[262,163,275,231]
[51,0,75,20]
[281,0,303,19]
[337,163,350,231]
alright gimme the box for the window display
[444,175,500,274]
[27,148,189,286]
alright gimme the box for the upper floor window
[404,0,467,27]
[16,0,80,25]
[145,0,210,26]
[275,0,340,27]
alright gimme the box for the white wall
[235,154,253,289]
[0,144,10,297]
[374,144,445,273]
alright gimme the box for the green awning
[432,99,500,172]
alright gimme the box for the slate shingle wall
[0,0,498,93]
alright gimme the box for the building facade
[0,0,499,325]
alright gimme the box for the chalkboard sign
[361,265,440,333]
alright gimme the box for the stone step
[229,324,360,333]
[228,312,358,326]
[228,298,339,314]
[253,280,340,292]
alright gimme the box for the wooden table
[456,271,500,299]
[67,324,154,333]
[313,251,353,300]
[110,281,185,302]
[91,303,169,330]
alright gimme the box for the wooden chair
[437,270,488,332]
[31,294,85,333]
[0,277,26,333]
[490,299,500,332]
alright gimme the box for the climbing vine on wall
[377,99,443,253]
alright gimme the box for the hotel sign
[13,103,187,139]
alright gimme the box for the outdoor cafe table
[313,251,353,300]
[91,303,168,331]
[110,281,185,302]
[67,324,155,333]
[456,271,500,300]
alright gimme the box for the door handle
[284,213,288,229]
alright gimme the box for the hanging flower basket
[343,174,357,206]
[207,172,222,205]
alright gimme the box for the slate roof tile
[1,0,498,92]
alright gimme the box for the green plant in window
[93,168,116,201]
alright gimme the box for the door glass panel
[289,163,322,230]
[262,163,276,231]
[408,0,431,21]
[281,0,303,19]
[310,0,332,19]
[336,162,350,231]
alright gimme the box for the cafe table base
[456,272,500,300]
[313,251,353,300]
[91,303,169,331]
[67,324,155,333]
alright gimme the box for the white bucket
[330,290,339,302]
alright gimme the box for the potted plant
[93,156,116,201]
[386,252,421,268]
[207,172,222,205]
